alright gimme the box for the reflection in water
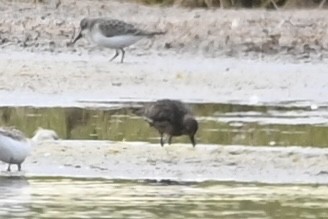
[1,103,328,146]
[0,177,327,219]
[0,176,30,218]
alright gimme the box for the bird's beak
[71,30,83,45]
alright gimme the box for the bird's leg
[17,163,22,172]
[110,49,119,62]
[167,135,172,145]
[190,135,196,147]
[120,48,125,63]
[160,133,164,147]
[7,164,11,172]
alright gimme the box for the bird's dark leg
[160,133,164,147]
[7,164,11,172]
[17,163,22,172]
[120,48,125,63]
[71,31,82,45]
[190,135,196,147]
[110,49,119,62]
[168,136,172,145]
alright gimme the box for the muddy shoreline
[0,1,328,107]
[1,0,328,62]
[0,51,328,107]
[1,1,328,184]
[0,1,328,106]
[1,140,326,184]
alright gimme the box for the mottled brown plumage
[91,18,162,37]
[136,99,198,147]
[71,17,166,63]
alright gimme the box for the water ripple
[0,177,327,219]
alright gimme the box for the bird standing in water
[135,99,198,147]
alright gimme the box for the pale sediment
[0,1,327,184]
[0,0,328,62]
[1,52,328,107]
[3,140,325,184]
[0,0,328,106]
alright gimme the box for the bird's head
[71,18,92,45]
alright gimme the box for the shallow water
[1,102,328,147]
[1,102,328,217]
[0,176,327,219]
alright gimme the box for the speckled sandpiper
[71,18,166,63]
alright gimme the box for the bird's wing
[144,102,176,124]
[98,19,143,37]
[0,127,27,141]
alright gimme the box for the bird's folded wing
[0,127,27,141]
[98,19,142,37]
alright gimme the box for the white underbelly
[90,31,143,49]
[0,136,31,164]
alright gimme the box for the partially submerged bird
[71,17,166,63]
[134,99,198,147]
[0,127,32,172]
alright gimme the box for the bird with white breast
[71,18,166,63]
[0,127,32,172]
[0,127,59,172]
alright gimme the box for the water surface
[1,102,328,147]
[0,177,327,219]
[1,102,328,218]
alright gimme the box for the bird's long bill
[71,30,82,44]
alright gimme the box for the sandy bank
[0,1,327,106]
[1,0,328,62]
[1,140,324,184]
[0,51,328,107]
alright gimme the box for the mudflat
[2,140,323,184]
[1,0,328,183]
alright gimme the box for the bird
[31,127,59,142]
[0,127,32,172]
[133,99,198,147]
[70,17,166,63]
[0,127,59,172]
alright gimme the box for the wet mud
[1,140,327,184]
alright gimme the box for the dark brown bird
[134,99,198,147]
